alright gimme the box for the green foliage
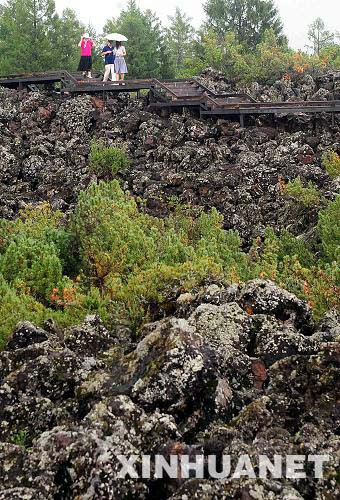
[249,29,291,84]
[0,237,63,301]
[0,275,46,350]
[104,0,174,79]
[317,196,340,264]
[285,177,324,208]
[0,181,338,349]
[320,44,340,69]
[166,7,195,77]
[250,228,339,320]
[89,141,130,177]
[277,230,315,268]
[9,429,29,447]
[71,180,158,280]
[71,180,249,325]
[112,258,222,327]
[322,150,340,179]
[182,29,251,80]
[182,27,298,84]
[203,0,285,49]
[0,203,87,348]
[0,1,84,73]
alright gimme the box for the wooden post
[102,90,108,110]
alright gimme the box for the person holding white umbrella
[115,40,128,82]
[105,33,128,82]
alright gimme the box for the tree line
[0,0,339,81]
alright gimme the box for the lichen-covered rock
[6,322,50,351]
[0,280,338,497]
[63,315,117,357]
[0,69,339,497]
[0,74,339,244]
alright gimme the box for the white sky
[55,0,339,50]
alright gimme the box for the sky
[55,0,339,50]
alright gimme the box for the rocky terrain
[0,70,339,244]
[0,280,339,498]
[0,71,339,499]
[199,67,340,103]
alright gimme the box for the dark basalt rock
[0,280,338,498]
[6,322,50,351]
[0,72,339,246]
[0,71,339,497]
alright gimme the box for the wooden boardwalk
[0,70,339,124]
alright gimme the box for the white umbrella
[106,33,128,42]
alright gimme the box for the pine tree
[51,8,84,70]
[0,0,57,72]
[0,0,83,73]
[203,0,284,49]
[307,18,334,56]
[166,8,195,76]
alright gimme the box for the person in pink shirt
[78,33,96,79]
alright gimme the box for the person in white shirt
[114,42,128,82]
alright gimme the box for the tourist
[102,39,116,82]
[78,33,96,79]
[114,41,128,82]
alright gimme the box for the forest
[0,0,339,82]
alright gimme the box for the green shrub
[89,140,130,177]
[10,429,29,447]
[277,230,316,268]
[0,275,47,349]
[250,227,279,281]
[250,228,339,320]
[277,257,339,320]
[0,202,63,252]
[285,177,324,207]
[317,196,340,264]
[0,237,63,302]
[322,150,340,179]
[72,180,159,280]
[109,258,223,327]
[0,203,76,302]
[72,180,248,326]
[0,179,338,350]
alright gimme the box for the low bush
[71,180,248,325]
[89,140,130,177]
[250,228,339,320]
[317,196,340,264]
[0,181,338,348]
[285,177,324,207]
[322,150,340,179]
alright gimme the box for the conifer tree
[166,7,195,76]
[0,0,82,73]
[203,0,284,49]
[307,18,334,56]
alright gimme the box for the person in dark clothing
[102,39,116,82]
